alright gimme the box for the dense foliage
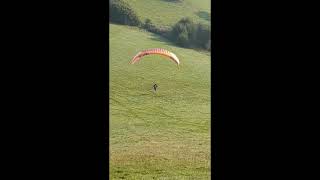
[195,23,211,50]
[143,19,172,39]
[170,18,210,50]
[109,0,141,26]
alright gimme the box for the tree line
[110,0,210,51]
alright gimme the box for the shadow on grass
[196,11,210,22]
[148,35,194,51]
[149,35,175,47]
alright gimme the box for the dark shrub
[195,23,211,48]
[171,17,197,47]
[155,26,172,38]
[110,0,141,26]
[143,18,171,38]
[144,18,153,30]
[176,29,189,47]
[170,17,211,50]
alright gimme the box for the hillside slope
[124,0,211,27]
[110,24,211,179]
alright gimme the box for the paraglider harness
[153,84,158,92]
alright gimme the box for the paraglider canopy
[130,48,180,66]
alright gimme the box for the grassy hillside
[110,23,211,179]
[124,0,211,27]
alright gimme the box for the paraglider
[129,48,180,66]
[130,48,180,92]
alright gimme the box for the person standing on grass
[153,84,158,92]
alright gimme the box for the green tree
[176,29,189,47]
[110,0,141,26]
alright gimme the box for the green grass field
[110,23,211,179]
[124,0,211,27]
